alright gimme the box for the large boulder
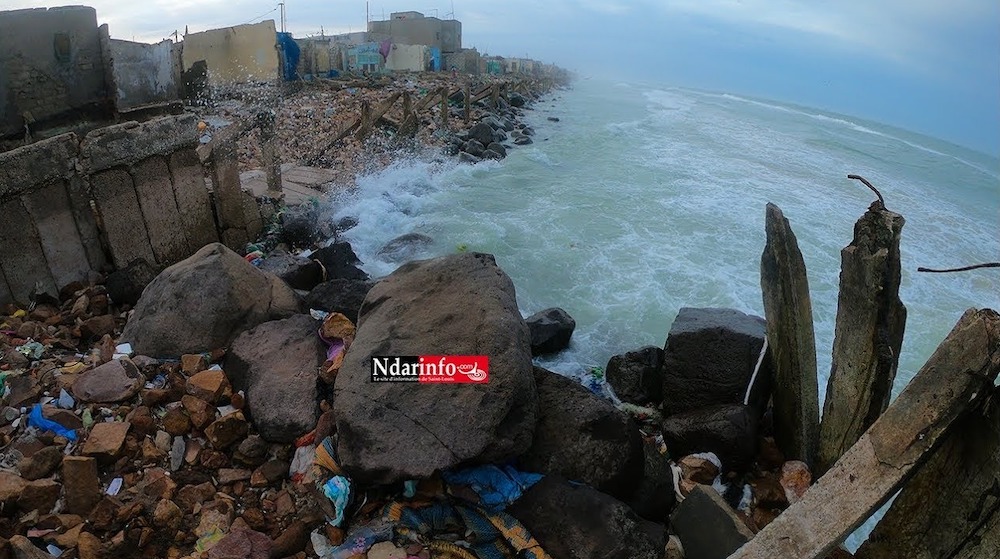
[467,122,496,146]
[661,307,772,417]
[375,233,434,263]
[334,253,537,485]
[661,403,759,473]
[121,243,301,357]
[303,279,375,323]
[309,242,368,281]
[670,484,754,559]
[626,436,677,521]
[226,314,325,443]
[526,307,576,356]
[519,367,643,500]
[105,258,158,307]
[258,249,324,291]
[606,346,664,405]
[508,476,664,559]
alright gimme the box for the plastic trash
[289,445,317,482]
[27,405,77,441]
[57,389,75,410]
[441,465,543,511]
[322,476,351,527]
[319,313,356,381]
[311,530,333,557]
[314,437,344,476]
[114,343,133,356]
[81,408,94,429]
[46,544,61,556]
[15,340,45,360]
[106,477,123,496]
[403,480,418,499]
[323,521,393,559]
[195,528,225,552]
[310,309,330,321]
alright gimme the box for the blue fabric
[28,404,77,441]
[441,465,543,510]
[322,476,351,527]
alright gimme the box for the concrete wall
[0,6,109,137]
[0,114,248,306]
[368,15,461,54]
[296,38,335,76]
[444,48,481,75]
[385,44,428,72]
[182,20,280,86]
[348,43,383,72]
[109,38,177,109]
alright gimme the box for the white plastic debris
[310,309,330,321]
[209,364,223,371]
[737,483,753,512]
[106,477,123,496]
[57,389,75,409]
[46,544,62,556]
[114,343,133,355]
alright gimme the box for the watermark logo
[371,355,489,383]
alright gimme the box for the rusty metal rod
[847,174,886,208]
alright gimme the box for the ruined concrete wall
[368,16,460,53]
[181,21,280,87]
[109,38,177,109]
[385,44,428,72]
[445,49,481,75]
[0,114,227,306]
[0,6,109,137]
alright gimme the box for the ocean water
[328,78,999,546]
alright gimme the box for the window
[53,33,71,62]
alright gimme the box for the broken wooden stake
[855,385,1000,559]
[440,87,448,129]
[760,202,820,464]
[727,307,1000,559]
[817,201,907,475]
[400,91,417,137]
[464,82,471,124]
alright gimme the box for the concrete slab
[0,198,58,304]
[168,150,219,252]
[66,174,108,273]
[80,114,198,174]
[241,164,331,206]
[132,156,189,265]
[21,180,93,289]
[90,168,156,269]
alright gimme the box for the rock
[17,446,64,481]
[309,242,368,281]
[303,279,374,324]
[43,406,84,430]
[606,346,664,405]
[463,139,485,157]
[481,148,504,160]
[547,116,560,122]
[270,519,310,557]
[779,460,811,504]
[508,476,663,559]
[525,307,576,356]
[661,307,772,417]
[664,535,684,559]
[335,253,537,484]
[81,422,130,462]
[662,404,758,473]
[513,135,533,145]
[749,474,788,508]
[252,460,287,487]
[626,436,677,521]
[186,370,232,404]
[176,482,217,513]
[669,485,754,559]
[259,249,324,291]
[467,122,495,146]
[519,367,643,499]
[62,457,101,514]
[217,468,252,485]
[367,542,407,559]
[760,203,821,465]
[105,258,158,307]
[77,532,104,559]
[333,216,359,237]
[509,93,526,107]
[207,528,272,559]
[153,499,183,530]
[376,233,434,262]
[458,151,482,164]
[486,142,507,158]
[678,454,720,485]
[71,360,143,403]
[204,412,249,449]
[234,435,269,466]
[0,472,28,507]
[80,315,116,340]
[180,353,209,375]
[182,395,217,430]
[226,315,324,443]
[121,243,301,358]
[280,204,320,249]
[8,536,56,559]
[162,408,192,436]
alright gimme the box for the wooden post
[491,83,499,107]
[855,386,1000,559]
[818,202,907,475]
[439,87,448,130]
[760,203,820,464]
[400,91,417,137]
[727,308,1000,559]
[256,110,282,198]
[464,82,471,124]
[355,100,373,141]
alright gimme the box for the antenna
[279,2,286,33]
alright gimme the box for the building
[367,12,461,56]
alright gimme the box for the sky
[9,1,1000,156]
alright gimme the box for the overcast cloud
[7,0,999,154]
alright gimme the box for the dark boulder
[606,346,664,405]
[670,484,754,559]
[226,314,324,443]
[509,93,526,108]
[526,307,576,356]
[463,139,485,157]
[459,152,482,164]
[467,122,495,146]
[303,279,375,323]
[120,243,301,357]
[334,253,537,484]
[661,307,772,417]
[280,204,320,248]
[626,435,677,521]
[309,242,368,281]
[486,142,507,158]
[482,149,504,160]
[514,136,533,146]
[258,249,324,291]
[106,258,158,307]
[661,403,759,473]
[376,233,434,262]
[509,476,664,559]
[519,367,643,500]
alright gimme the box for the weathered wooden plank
[760,202,820,464]
[855,386,1000,559]
[818,202,907,474]
[90,168,157,269]
[440,88,448,129]
[728,308,1000,559]
[464,82,471,124]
